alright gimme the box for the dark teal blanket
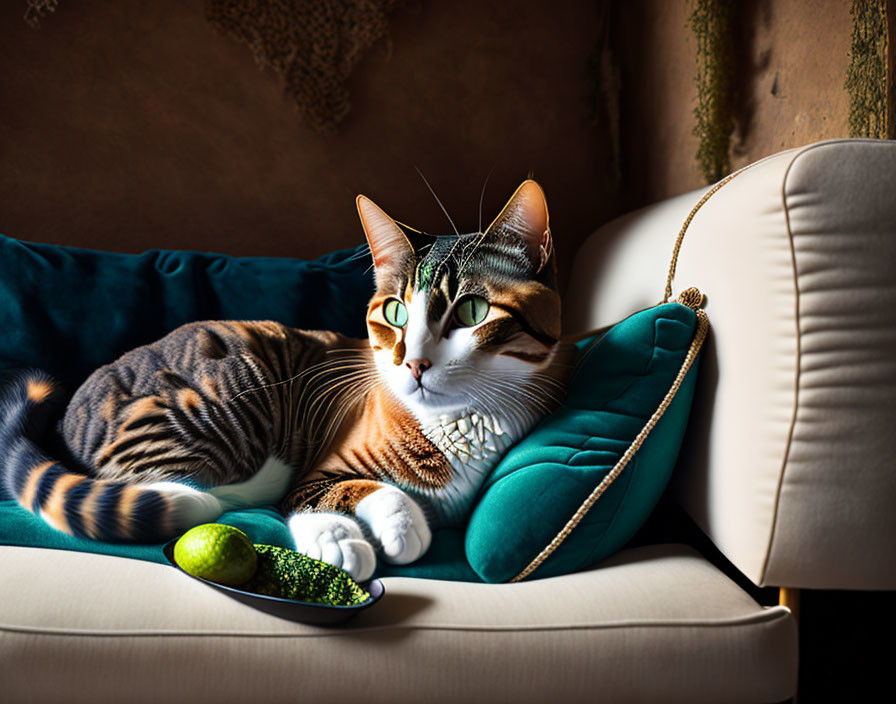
[0,499,480,581]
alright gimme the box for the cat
[0,179,574,582]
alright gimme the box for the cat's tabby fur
[0,180,573,580]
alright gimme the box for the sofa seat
[1,543,796,704]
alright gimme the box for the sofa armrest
[564,139,896,590]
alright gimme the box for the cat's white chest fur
[416,411,522,525]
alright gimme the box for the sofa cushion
[0,233,374,391]
[465,302,704,583]
[0,543,797,704]
[562,140,896,590]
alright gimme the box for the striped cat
[0,180,573,581]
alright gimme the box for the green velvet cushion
[0,233,374,392]
[465,302,702,583]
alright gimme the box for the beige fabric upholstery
[565,139,896,590]
[0,544,795,704]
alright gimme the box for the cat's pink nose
[406,358,432,381]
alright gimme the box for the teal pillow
[465,301,705,583]
[0,233,374,391]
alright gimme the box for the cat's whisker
[504,368,568,382]
[415,166,460,238]
[464,392,526,437]
[478,167,494,236]
[478,374,557,415]
[507,378,560,410]
[499,376,566,398]
[307,380,372,464]
[301,375,378,426]
[303,359,372,375]
[449,363,556,417]
[304,371,379,428]
[503,380,564,408]
[464,391,515,427]
[309,385,380,464]
[458,170,497,276]
[490,368,567,395]
[307,373,378,419]
[299,362,375,390]
[468,375,534,421]
[229,371,304,402]
[344,244,372,263]
[299,383,371,443]
[320,382,371,426]
[228,351,372,403]
[292,360,375,403]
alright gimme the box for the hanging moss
[846,0,891,139]
[690,0,736,184]
[23,0,58,27]
[206,0,407,135]
[21,1,407,134]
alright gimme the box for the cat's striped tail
[0,370,225,542]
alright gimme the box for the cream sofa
[3,139,895,703]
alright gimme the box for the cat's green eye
[454,296,490,327]
[383,298,408,327]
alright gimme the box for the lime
[173,523,258,586]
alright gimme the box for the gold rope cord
[663,160,759,303]
[206,0,406,134]
[510,299,709,583]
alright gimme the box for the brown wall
[0,0,612,285]
[616,0,852,210]
[0,1,856,279]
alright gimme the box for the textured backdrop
[0,0,611,291]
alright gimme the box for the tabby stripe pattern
[0,371,174,541]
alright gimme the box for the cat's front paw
[287,511,376,582]
[355,487,432,565]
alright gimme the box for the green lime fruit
[173,523,258,586]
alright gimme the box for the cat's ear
[356,195,414,269]
[484,180,553,273]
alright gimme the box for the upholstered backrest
[563,139,896,590]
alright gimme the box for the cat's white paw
[355,487,432,565]
[287,511,376,582]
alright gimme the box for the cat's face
[358,181,561,421]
